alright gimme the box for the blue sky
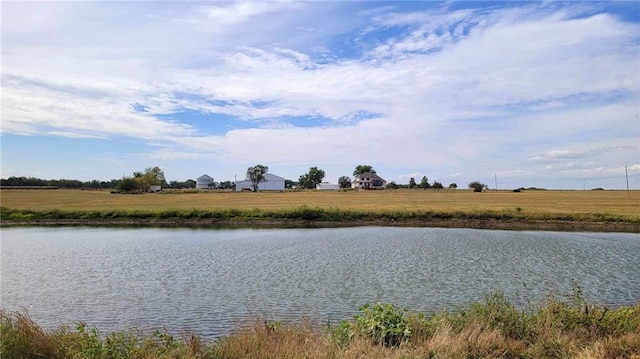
[1,1,639,189]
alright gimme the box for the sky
[1,1,639,190]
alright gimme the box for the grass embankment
[3,290,640,359]
[1,189,638,231]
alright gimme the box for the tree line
[1,167,198,192]
[2,164,488,193]
[1,176,120,189]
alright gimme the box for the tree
[298,167,325,189]
[247,165,269,191]
[432,181,444,189]
[170,179,197,189]
[298,167,324,189]
[448,183,458,190]
[338,176,352,189]
[408,177,416,189]
[144,166,167,187]
[133,166,166,191]
[284,179,296,189]
[386,181,399,189]
[419,176,430,189]
[353,165,376,176]
[468,181,488,192]
[116,177,140,193]
[218,181,234,190]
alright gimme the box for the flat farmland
[1,189,638,219]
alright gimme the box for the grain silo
[196,174,214,189]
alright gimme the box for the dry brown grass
[3,295,640,359]
[1,189,638,219]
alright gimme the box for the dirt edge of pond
[1,218,638,233]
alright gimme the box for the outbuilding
[235,173,285,192]
[196,174,214,189]
[317,182,339,191]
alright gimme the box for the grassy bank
[1,206,638,233]
[3,290,639,359]
[2,205,639,232]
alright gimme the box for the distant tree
[86,180,100,189]
[448,183,458,190]
[133,170,149,190]
[1,176,45,187]
[170,179,196,189]
[218,181,234,190]
[432,181,444,190]
[0,176,124,189]
[284,179,297,189]
[132,166,167,191]
[353,165,376,176]
[419,176,430,189]
[116,177,140,193]
[298,167,325,189]
[144,166,167,187]
[386,181,399,189]
[247,164,269,191]
[468,181,488,192]
[338,176,352,189]
[408,177,416,189]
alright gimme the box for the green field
[1,188,638,218]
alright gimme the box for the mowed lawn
[1,189,638,218]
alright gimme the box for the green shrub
[354,302,412,347]
[332,320,355,348]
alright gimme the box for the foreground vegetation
[3,289,639,359]
[1,205,636,225]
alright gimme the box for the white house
[317,182,339,191]
[196,174,214,189]
[352,172,387,190]
[235,173,285,192]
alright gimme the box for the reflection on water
[1,226,639,338]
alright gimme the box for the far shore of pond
[2,217,638,233]
[2,188,638,233]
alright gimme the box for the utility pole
[494,173,498,191]
[625,166,630,197]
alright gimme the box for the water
[1,226,639,338]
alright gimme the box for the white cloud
[1,2,638,188]
[195,2,299,28]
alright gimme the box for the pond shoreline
[2,217,638,233]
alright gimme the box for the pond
[1,226,638,338]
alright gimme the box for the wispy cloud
[530,146,636,162]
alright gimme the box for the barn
[235,173,285,192]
